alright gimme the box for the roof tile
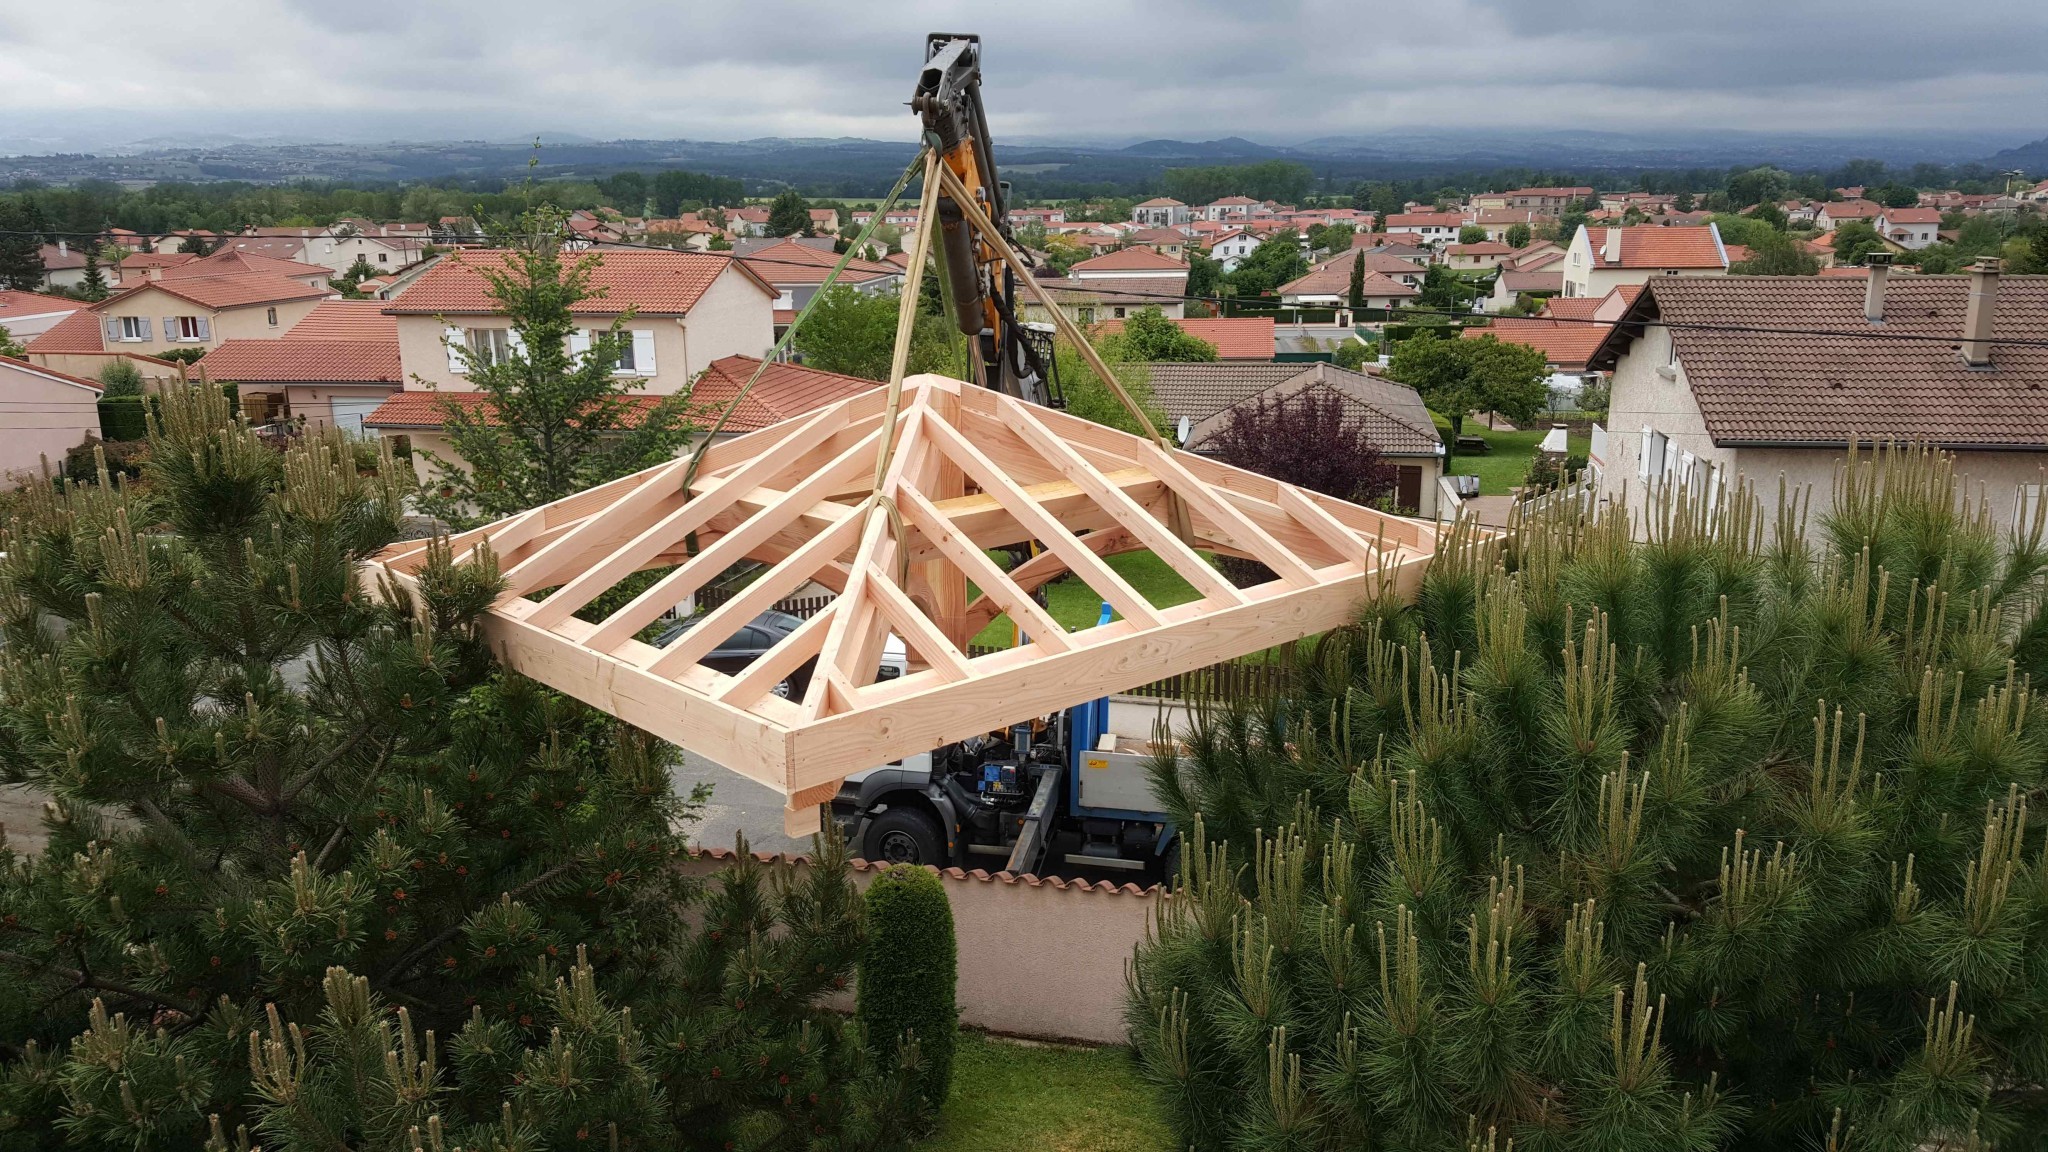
[383,249,762,315]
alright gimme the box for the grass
[1436,415,1589,496]
[971,550,1203,648]
[918,1033,1172,1152]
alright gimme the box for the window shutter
[163,317,178,341]
[1637,426,1652,479]
[568,330,591,361]
[632,330,657,376]
[196,317,211,341]
[445,326,466,374]
[103,317,121,343]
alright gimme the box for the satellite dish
[1177,415,1191,444]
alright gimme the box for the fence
[695,586,1294,701]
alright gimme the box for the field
[970,550,1201,647]
[919,1033,1170,1152]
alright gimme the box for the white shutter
[444,326,466,374]
[195,316,211,341]
[1638,426,1652,479]
[568,330,591,362]
[103,317,121,343]
[631,329,657,376]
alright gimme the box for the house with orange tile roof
[1444,241,1514,270]
[381,248,775,399]
[738,239,902,336]
[1383,212,1469,245]
[1090,315,1275,361]
[1069,246,1190,281]
[1276,255,1420,310]
[1561,224,1729,299]
[91,267,333,355]
[195,300,401,430]
[0,289,85,341]
[1590,261,2048,531]
[1206,228,1261,272]
[0,357,103,488]
[1131,197,1191,227]
[1883,207,1943,250]
[1814,200,1885,232]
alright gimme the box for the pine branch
[0,949,203,1016]
[377,859,581,987]
[280,728,379,805]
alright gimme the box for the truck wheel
[865,807,943,866]
[1161,838,1184,891]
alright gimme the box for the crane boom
[912,33,1057,408]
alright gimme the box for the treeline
[1160,160,1316,205]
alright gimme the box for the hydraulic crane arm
[912,33,1057,407]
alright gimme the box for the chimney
[1961,257,2000,368]
[56,239,67,257]
[1602,227,1621,264]
[1863,252,1892,322]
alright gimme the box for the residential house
[195,299,401,430]
[171,249,334,291]
[738,239,902,333]
[1207,228,1261,272]
[1131,197,1191,227]
[298,224,428,275]
[1126,227,1189,259]
[1561,224,1729,298]
[1022,278,1186,324]
[1005,206,1067,227]
[119,251,199,282]
[0,289,84,340]
[727,206,773,237]
[1488,268,1565,312]
[21,312,185,392]
[1884,207,1943,250]
[155,230,224,254]
[1275,255,1420,311]
[1382,212,1468,245]
[37,241,110,292]
[807,208,841,235]
[0,358,101,487]
[1493,187,1594,215]
[1444,241,1513,270]
[1200,196,1261,221]
[1068,247,1190,281]
[1091,315,1275,360]
[381,248,776,401]
[1142,361,1446,517]
[646,214,724,251]
[1473,209,1543,242]
[91,269,331,353]
[2025,179,2048,205]
[1590,260,2048,531]
[1814,200,1885,232]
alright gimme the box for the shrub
[153,346,208,366]
[95,357,144,397]
[858,864,958,1119]
[1130,442,2048,1152]
[94,394,153,440]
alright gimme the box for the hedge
[856,864,957,1119]
[96,396,156,442]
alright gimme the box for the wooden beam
[899,486,1072,653]
[642,509,864,678]
[961,528,1137,633]
[923,413,1163,628]
[1141,446,1318,586]
[1276,484,1377,568]
[999,395,1244,606]
[864,564,971,681]
[718,602,836,709]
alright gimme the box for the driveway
[672,749,817,857]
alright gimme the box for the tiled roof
[287,299,399,339]
[1448,241,1513,255]
[1385,212,1466,228]
[1887,208,1943,224]
[120,252,198,272]
[0,289,82,321]
[1071,247,1189,273]
[1128,227,1187,245]
[215,236,310,261]
[166,249,329,280]
[1498,270,1565,294]
[383,249,767,315]
[689,355,881,432]
[1541,297,1606,321]
[196,339,401,384]
[365,390,671,430]
[110,273,331,311]
[1036,276,1187,305]
[1822,200,1884,218]
[1500,186,1593,198]
[1463,318,1610,371]
[1091,316,1275,360]
[1277,255,1419,299]
[1593,274,2048,447]
[25,310,105,353]
[737,239,899,286]
[1584,225,1728,269]
[1134,197,1185,208]
[1142,361,1442,456]
[38,244,86,270]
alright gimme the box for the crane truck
[829,35,1183,882]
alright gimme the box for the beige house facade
[93,280,327,353]
[0,359,101,487]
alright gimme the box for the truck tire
[864,807,943,866]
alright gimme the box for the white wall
[0,361,99,487]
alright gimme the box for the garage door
[330,396,384,434]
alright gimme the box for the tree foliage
[1505,223,1533,250]
[0,197,46,291]
[1232,235,1310,298]
[1102,307,1217,363]
[857,865,957,1124]
[791,284,902,382]
[1163,162,1314,207]
[1131,442,2048,1152]
[1387,334,1548,450]
[1205,388,1399,508]
[1731,230,1821,276]
[1828,221,1889,267]
[414,208,695,530]
[768,189,813,237]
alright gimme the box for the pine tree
[1130,443,2048,1152]
[0,385,915,1147]
[77,242,109,302]
[1348,252,1367,311]
[0,198,45,291]
[768,190,812,238]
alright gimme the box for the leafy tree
[1910,243,1963,274]
[0,385,919,1149]
[1103,306,1217,363]
[1162,161,1313,206]
[1052,338,1170,438]
[1504,222,1532,249]
[791,284,900,381]
[1457,225,1488,245]
[1731,229,1821,276]
[95,356,144,397]
[1674,190,1696,212]
[1417,265,1476,314]
[1387,333,1547,452]
[0,324,23,358]
[0,197,46,291]
[328,255,379,300]
[1725,165,1792,209]
[415,208,695,530]
[1830,220,1889,266]
[1871,182,1921,209]
[1185,249,1222,299]
[1132,442,2048,1152]
[1745,200,1789,231]
[1306,224,1356,256]
[1230,234,1310,298]
[768,189,813,237]
[1205,387,1398,508]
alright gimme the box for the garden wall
[686,849,1161,1045]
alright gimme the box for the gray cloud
[1,0,2043,149]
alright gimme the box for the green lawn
[1437,416,1588,496]
[919,1033,1172,1152]
[971,550,1202,648]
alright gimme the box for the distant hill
[1985,135,2048,176]
[1118,137,1285,160]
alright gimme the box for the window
[120,315,151,341]
[773,289,795,310]
[1113,306,1127,318]
[177,316,207,340]
[615,333,638,373]
[266,307,278,326]
[466,328,514,367]
[377,252,388,263]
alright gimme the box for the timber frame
[367,374,1439,833]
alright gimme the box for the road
[672,749,817,857]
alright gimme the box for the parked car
[653,609,907,698]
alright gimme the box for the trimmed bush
[95,357,144,397]
[858,863,958,1118]
[96,395,153,440]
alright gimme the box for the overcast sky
[3,0,2045,149]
